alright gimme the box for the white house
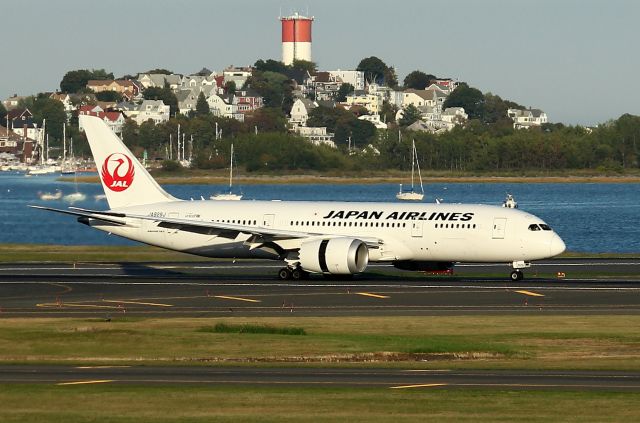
[358,114,388,129]
[344,92,382,114]
[507,108,548,129]
[223,66,253,90]
[294,126,336,148]
[207,93,244,122]
[131,100,170,125]
[289,98,317,127]
[328,70,365,90]
[137,73,182,90]
[402,88,447,109]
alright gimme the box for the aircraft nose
[550,233,566,256]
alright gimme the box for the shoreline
[65,174,640,185]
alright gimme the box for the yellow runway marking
[390,383,447,389]
[76,366,131,369]
[356,292,389,299]
[514,290,545,297]
[103,300,173,307]
[214,295,261,303]
[57,380,114,386]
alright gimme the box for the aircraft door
[492,217,507,239]
[411,220,423,237]
[262,214,275,227]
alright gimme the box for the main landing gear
[509,260,530,281]
[278,266,309,280]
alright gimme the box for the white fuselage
[87,200,565,263]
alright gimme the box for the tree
[195,92,210,116]
[254,59,288,75]
[246,71,293,112]
[245,107,287,133]
[195,67,212,76]
[336,83,354,102]
[356,56,396,86]
[60,68,114,93]
[19,95,66,142]
[443,83,485,120]
[95,91,123,102]
[224,80,236,95]
[404,70,436,90]
[384,66,399,89]
[398,104,422,127]
[146,68,173,75]
[0,102,6,121]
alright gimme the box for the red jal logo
[101,153,135,192]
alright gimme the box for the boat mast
[229,143,234,189]
[415,141,424,194]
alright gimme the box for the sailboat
[396,139,424,201]
[62,136,86,203]
[210,143,242,200]
[60,123,76,175]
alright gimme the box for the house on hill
[507,108,548,129]
[78,105,126,134]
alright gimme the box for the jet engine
[299,238,369,275]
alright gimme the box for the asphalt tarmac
[0,258,639,317]
[1,365,639,392]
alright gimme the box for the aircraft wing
[29,205,128,226]
[54,206,383,247]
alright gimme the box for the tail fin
[80,115,177,209]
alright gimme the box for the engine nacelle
[393,261,453,272]
[299,238,369,275]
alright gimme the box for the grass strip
[199,322,306,336]
[1,384,639,423]
[1,316,639,369]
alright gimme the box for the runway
[0,258,639,317]
[1,365,639,392]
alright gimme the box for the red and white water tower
[280,12,313,65]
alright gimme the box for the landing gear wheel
[510,270,524,281]
[291,268,304,280]
[278,267,292,280]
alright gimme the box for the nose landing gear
[510,269,524,281]
[510,260,530,281]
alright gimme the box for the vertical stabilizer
[80,115,177,208]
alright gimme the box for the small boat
[396,140,424,201]
[211,144,242,201]
[502,194,518,209]
[63,192,86,204]
[39,190,62,201]
[94,194,107,201]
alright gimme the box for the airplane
[31,115,566,282]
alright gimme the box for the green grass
[0,384,638,422]
[199,322,306,336]
[1,316,640,369]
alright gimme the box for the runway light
[557,272,566,279]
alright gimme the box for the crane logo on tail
[101,153,135,192]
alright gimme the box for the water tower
[280,12,314,65]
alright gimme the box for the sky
[2,0,638,126]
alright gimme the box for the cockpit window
[528,224,541,231]
[539,224,552,231]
